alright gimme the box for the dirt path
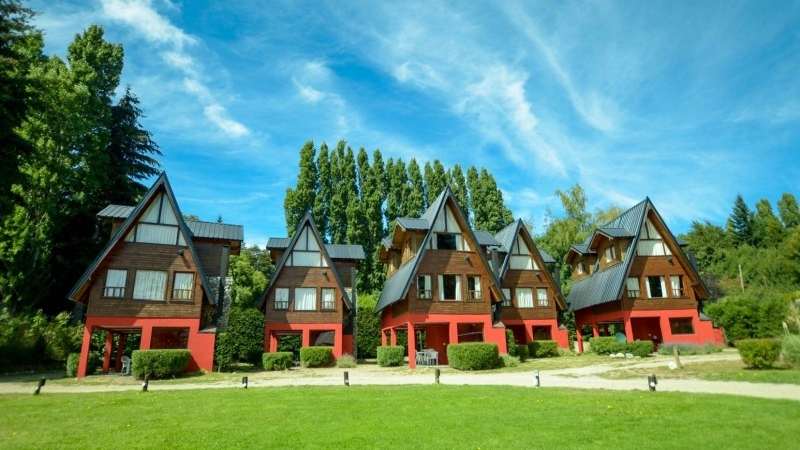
[2,353,798,401]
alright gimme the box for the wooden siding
[571,255,598,281]
[500,269,558,320]
[87,242,202,318]
[332,261,357,287]
[624,255,698,311]
[598,239,630,271]
[194,240,229,277]
[265,266,347,324]
[409,249,493,315]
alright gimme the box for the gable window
[669,318,695,335]
[417,275,432,299]
[295,287,316,310]
[670,275,685,298]
[636,219,672,256]
[467,276,482,300]
[537,288,548,307]
[604,245,617,262]
[288,226,327,267]
[510,236,537,270]
[438,274,461,301]
[103,270,127,298]
[517,287,533,308]
[172,272,194,300]
[436,233,458,250]
[275,288,289,310]
[577,262,586,275]
[133,270,167,301]
[124,193,185,246]
[321,288,336,310]
[646,276,666,298]
[626,277,640,298]
[502,288,512,307]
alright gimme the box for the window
[626,277,640,298]
[636,219,672,256]
[646,276,666,298]
[151,327,189,349]
[438,274,461,301]
[509,236,538,270]
[103,270,127,298]
[417,275,432,299]
[669,318,695,335]
[133,270,167,301]
[605,245,616,262]
[670,275,685,298]
[275,288,289,310]
[172,272,194,300]
[501,288,512,307]
[537,288,548,307]
[517,288,533,308]
[321,288,336,310]
[577,262,585,275]
[123,193,184,246]
[467,276,482,300]
[287,226,327,267]
[295,287,316,310]
[436,233,457,250]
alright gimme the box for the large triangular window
[124,193,186,246]
[636,218,672,256]
[287,225,328,267]
[509,235,539,270]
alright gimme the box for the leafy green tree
[385,157,407,230]
[405,158,425,216]
[704,289,788,342]
[284,140,317,236]
[313,142,331,242]
[355,293,381,358]
[448,164,469,220]
[229,246,269,308]
[423,159,448,205]
[329,142,356,244]
[728,193,755,247]
[753,199,785,248]
[681,220,733,274]
[777,193,800,229]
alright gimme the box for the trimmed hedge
[736,338,781,369]
[658,343,724,356]
[528,340,559,358]
[515,344,529,362]
[131,349,191,379]
[262,352,293,371]
[299,346,333,368]
[589,337,654,357]
[447,343,499,371]
[376,346,405,366]
[506,329,517,357]
[65,352,101,377]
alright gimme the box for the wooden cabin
[376,187,509,367]
[566,198,724,352]
[257,213,364,358]
[67,173,243,377]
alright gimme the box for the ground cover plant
[1,385,797,449]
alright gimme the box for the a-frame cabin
[68,173,243,377]
[376,187,508,367]
[566,198,724,352]
[257,213,364,359]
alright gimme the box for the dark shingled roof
[474,230,501,247]
[396,217,430,231]
[266,237,291,249]
[97,204,134,219]
[187,221,244,241]
[539,249,556,264]
[597,227,635,238]
[265,238,365,260]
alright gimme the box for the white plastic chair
[416,351,427,366]
[121,355,131,375]
[427,350,438,366]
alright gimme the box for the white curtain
[502,288,511,306]
[510,255,534,270]
[537,288,548,307]
[322,288,335,309]
[517,288,533,308]
[671,276,683,297]
[136,224,178,245]
[275,288,289,309]
[104,270,127,297]
[295,287,316,310]
[290,251,322,267]
[173,273,194,300]
[133,270,167,300]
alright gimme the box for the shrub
[447,343,499,371]
[66,353,79,377]
[704,291,788,342]
[356,294,382,359]
[376,346,405,367]
[262,352,293,371]
[588,337,621,355]
[782,335,800,367]
[736,338,782,369]
[528,340,559,358]
[336,353,357,368]
[225,308,265,363]
[515,344,529,362]
[506,329,517,357]
[214,332,235,371]
[300,346,333,368]
[628,340,655,357]
[131,349,191,379]
[658,343,724,356]
[499,354,519,368]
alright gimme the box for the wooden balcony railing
[417,289,432,300]
[274,301,289,310]
[627,289,640,299]
[467,290,482,301]
[103,287,125,298]
[172,289,193,300]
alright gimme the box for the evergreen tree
[728,193,755,247]
[777,193,800,229]
[406,158,425,216]
[283,140,317,236]
[753,199,785,248]
[313,142,331,242]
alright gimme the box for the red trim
[264,323,351,358]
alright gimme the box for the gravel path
[2,353,798,401]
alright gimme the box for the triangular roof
[256,212,362,310]
[375,186,505,312]
[494,220,567,309]
[67,173,229,305]
[567,197,708,311]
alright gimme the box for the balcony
[467,290,482,301]
[627,289,640,299]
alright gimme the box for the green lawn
[1,386,797,449]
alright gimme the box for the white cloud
[204,105,250,138]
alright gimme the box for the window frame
[417,275,432,300]
[294,287,317,311]
[501,288,512,307]
[669,318,695,335]
[467,276,482,301]
[536,287,548,307]
[274,288,289,310]
[103,269,128,298]
[321,288,336,310]
[646,275,666,298]
[171,272,195,301]
[516,287,534,308]
[132,270,168,301]
[438,274,462,301]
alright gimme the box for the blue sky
[30,0,800,247]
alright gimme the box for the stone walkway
[2,353,799,401]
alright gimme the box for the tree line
[282,140,514,293]
[0,1,161,316]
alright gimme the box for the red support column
[381,329,387,346]
[77,322,94,378]
[334,324,344,358]
[407,322,417,369]
[576,327,584,354]
[102,331,114,374]
[449,321,459,345]
[624,316,634,342]
[301,329,311,348]
[592,322,600,338]
[390,328,397,346]
[140,325,153,350]
[114,334,127,373]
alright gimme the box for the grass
[1,385,797,449]
[602,359,800,384]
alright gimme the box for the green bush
[67,352,101,376]
[589,337,653,357]
[528,340,559,358]
[736,338,782,369]
[214,332,235,371]
[300,346,333,367]
[498,354,519,367]
[0,310,83,371]
[262,352,293,371]
[628,340,655,357]
[356,294,381,359]
[515,344,529,362]
[376,346,405,366]
[447,343,499,370]
[506,329,517,357]
[66,353,79,377]
[782,334,800,367]
[225,308,265,363]
[658,343,724,356]
[335,353,357,368]
[131,349,191,379]
[704,291,788,342]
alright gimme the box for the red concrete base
[503,319,570,349]
[264,323,350,358]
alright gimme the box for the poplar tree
[283,140,317,236]
[424,159,448,205]
[313,142,331,242]
[385,157,408,230]
[778,193,800,229]
[448,163,468,219]
[406,158,425,216]
[330,143,357,244]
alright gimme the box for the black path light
[435,368,440,384]
[142,374,149,392]
[242,376,248,389]
[534,370,540,387]
[33,377,46,395]
[647,374,658,391]
[343,371,350,386]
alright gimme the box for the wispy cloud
[100,0,249,138]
